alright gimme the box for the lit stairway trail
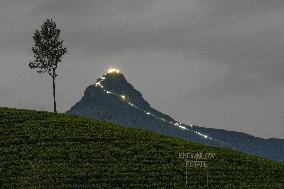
[93,68,227,144]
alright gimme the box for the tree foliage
[29,19,67,77]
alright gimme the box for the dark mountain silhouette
[67,70,284,161]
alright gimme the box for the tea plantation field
[0,107,283,188]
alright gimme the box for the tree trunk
[52,69,57,113]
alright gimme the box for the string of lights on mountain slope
[95,68,217,141]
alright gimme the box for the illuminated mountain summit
[68,69,178,129]
[67,70,284,161]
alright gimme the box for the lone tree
[29,19,67,113]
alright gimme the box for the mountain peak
[91,69,156,114]
[95,68,126,87]
[70,69,175,124]
[94,69,131,96]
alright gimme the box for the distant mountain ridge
[67,70,284,161]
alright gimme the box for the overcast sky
[0,0,283,138]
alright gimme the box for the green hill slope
[0,107,283,188]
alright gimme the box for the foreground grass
[0,107,283,188]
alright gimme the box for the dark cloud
[0,0,283,138]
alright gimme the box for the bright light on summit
[107,68,120,74]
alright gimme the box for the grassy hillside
[0,107,283,188]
